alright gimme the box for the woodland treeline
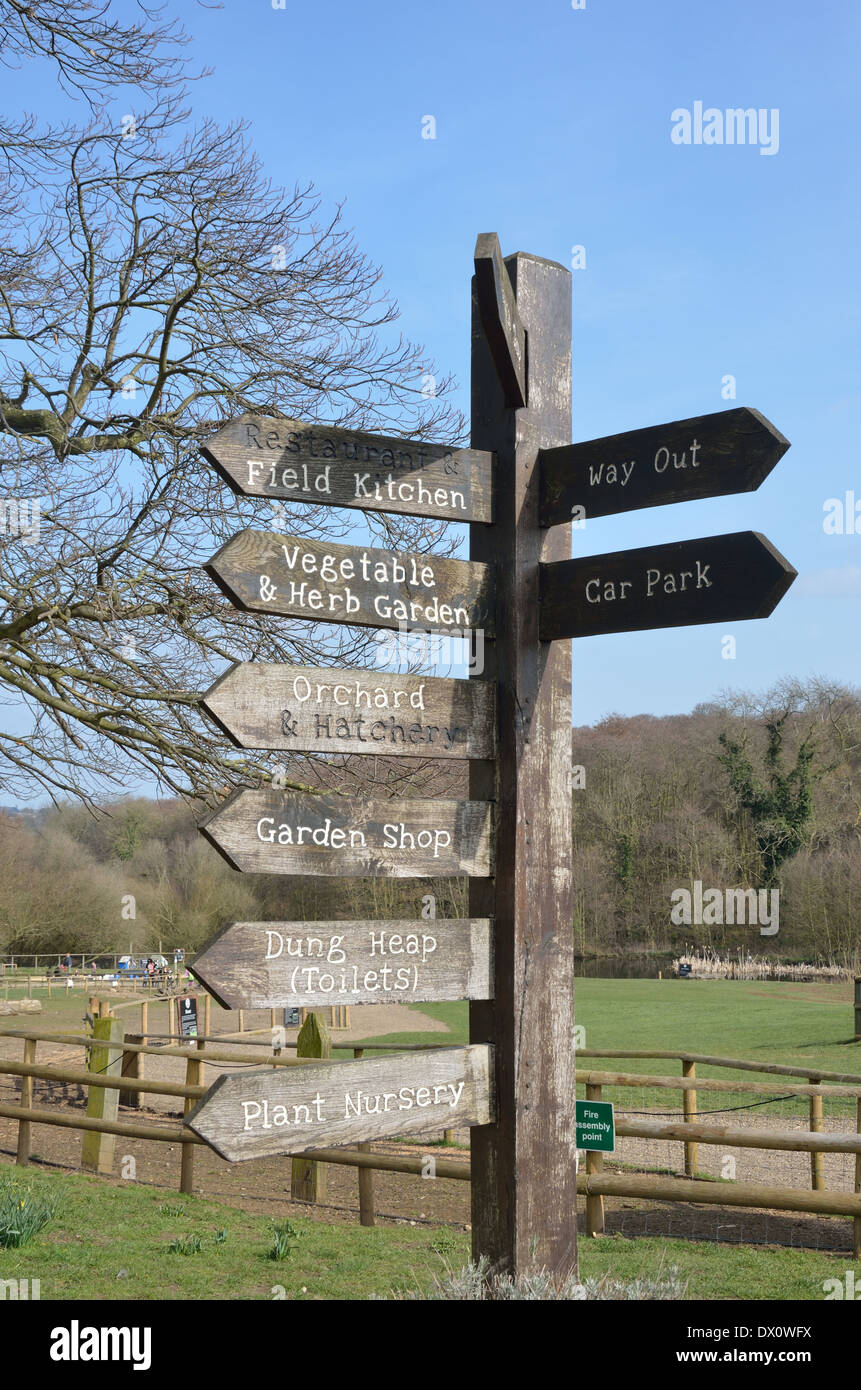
[1,678,858,965]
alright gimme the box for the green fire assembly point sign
[576,1099,615,1152]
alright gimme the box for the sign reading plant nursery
[187,233,795,1278]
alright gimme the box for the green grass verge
[0,1165,853,1300]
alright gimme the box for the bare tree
[0,80,465,806]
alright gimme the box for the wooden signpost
[202,414,494,523]
[190,230,795,1281]
[201,662,496,760]
[200,787,492,878]
[539,406,789,524]
[185,1045,495,1161]
[190,918,492,1010]
[539,531,796,640]
[205,531,494,634]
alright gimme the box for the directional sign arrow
[184,1045,495,1161]
[189,918,493,1009]
[201,414,494,524]
[200,662,496,760]
[539,407,790,526]
[204,530,494,635]
[539,531,796,640]
[474,233,527,408]
[200,787,493,878]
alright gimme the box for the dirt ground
[0,999,857,1254]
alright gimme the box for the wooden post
[180,1054,202,1195]
[81,1015,124,1174]
[353,1050,375,1226]
[120,1034,143,1109]
[809,1080,824,1192]
[16,1039,36,1166]
[203,992,211,1038]
[683,1060,698,1177]
[291,1013,332,1202]
[584,1083,606,1237]
[854,1098,860,1261]
[854,978,861,1040]
[468,238,578,1277]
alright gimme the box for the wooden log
[180,1055,203,1195]
[81,1016,124,1174]
[683,1059,698,1177]
[584,1083,605,1237]
[581,1069,861,1099]
[469,245,578,1278]
[855,1099,861,1261]
[120,1034,143,1109]
[16,1038,36,1166]
[0,1000,41,1016]
[809,1081,825,1192]
[351,1051,375,1228]
[617,1116,861,1154]
[0,1056,205,1100]
[578,1049,861,1084]
[578,1171,861,1219]
[291,1012,332,1202]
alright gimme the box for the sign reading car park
[193,230,795,1279]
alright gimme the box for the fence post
[203,992,211,1042]
[291,1014,331,1203]
[16,1038,37,1166]
[683,1060,698,1177]
[855,1098,860,1261]
[353,1047,375,1227]
[80,1015,124,1174]
[585,1082,605,1237]
[120,1034,143,1110]
[180,1054,202,1195]
[854,978,861,1040]
[809,1079,824,1192]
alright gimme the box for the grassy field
[0,1164,851,1301]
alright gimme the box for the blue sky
[12,0,861,737]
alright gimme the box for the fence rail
[1,1024,860,1254]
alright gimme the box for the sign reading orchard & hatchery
[185,1044,495,1160]
[201,663,495,760]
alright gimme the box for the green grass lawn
[0,1164,851,1300]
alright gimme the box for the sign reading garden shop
[190,231,795,1278]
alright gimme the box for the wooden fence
[1,1026,860,1254]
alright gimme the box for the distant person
[64,953,72,972]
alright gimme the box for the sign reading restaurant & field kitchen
[202,415,494,523]
[190,231,796,1277]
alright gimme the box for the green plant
[214,1228,228,1245]
[169,1234,204,1255]
[0,1180,57,1248]
[160,1204,185,1216]
[267,1221,299,1262]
